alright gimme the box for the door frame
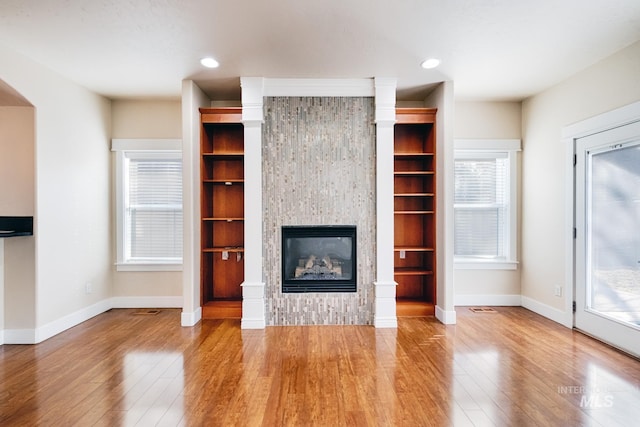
[563,100,640,330]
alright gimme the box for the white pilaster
[181,80,209,327]
[240,77,266,329]
[374,77,398,328]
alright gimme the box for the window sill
[455,260,518,271]
[116,263,183,272]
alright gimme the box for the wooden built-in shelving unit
[200,108,244,319]
[394,108,437,316]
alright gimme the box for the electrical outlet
[554,285,562,297]
[85,282,93,294]
[400,250,406,259]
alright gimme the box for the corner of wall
[181,80,210,326]
[426,81,456,321]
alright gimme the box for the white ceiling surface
[1,0,639,102]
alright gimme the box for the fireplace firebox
[282,225,357,293]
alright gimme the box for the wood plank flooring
[1,307,640,426]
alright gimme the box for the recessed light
[200,57,219,68]
[421,58,440,69]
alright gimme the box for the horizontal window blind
[125,155,183,262]
[454,154,507,259]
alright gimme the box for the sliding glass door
[575,120,640,357]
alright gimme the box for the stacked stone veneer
[262,96,376,325]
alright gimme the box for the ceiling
[1,0,639,102]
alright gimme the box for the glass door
[575,120,640,357]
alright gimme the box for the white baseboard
[521,296,573,328]
[374,316,399,328]
[4,299,112,344]
[4,328,36,344]
[181,306,202,327]
[455,294,522,306]
[241,319,267,329]
[36,299,113,344]
[2,296,185,345]
[435,305,457,324]
[111,296,183,309]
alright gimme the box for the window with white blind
[112,139,183,271]
[454,139,520,270]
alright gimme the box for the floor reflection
[121,352,185,426]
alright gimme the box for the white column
[180,80,209,327]
[373,77,398,328]
[240,77,266,329]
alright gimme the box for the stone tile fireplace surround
[263,96,375,325]
[235,78,399,328]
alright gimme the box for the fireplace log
[322,255,333,270]
[305,255,316,269]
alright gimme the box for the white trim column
[240,77,266,329]
[373,77,398,328]
[180,80,209,327]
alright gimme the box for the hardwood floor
[1,307,640,426]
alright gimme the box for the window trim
[111,139,183,272]
[453,139,521,270]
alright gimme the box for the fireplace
[282,225,357,293]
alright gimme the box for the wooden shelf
[394,171,435,176]
[394,108,437,313]
[394,246,435,252]
[394,268,434,276]
[394,152,435,157]
[202,300,242,319]
[201,107,242,124]
[396,300,435,317]
[395,211,434,215]
[200,108,245,317]
[202,151,244,159]
[395,193,434,197]
[395,108,437,124]
[203,179,244,184]
[203,247,245,253]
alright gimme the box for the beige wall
[0,42,112,334]
[521,41,640,314]
[111,100,182,138]
[425,82,456,319]
[4,237,35,329]
[111,100,183,298]
[0,106,35,215]
[455,101,521,139]
[453,101,522,302]
[0,106,35,332]
[0,242,3,334]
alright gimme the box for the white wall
[181,80,211,326]
[521,41,640,321]
[453,101,522,304]
[425,81,456,323]
[0,43,112,341]
[111,100,183,302]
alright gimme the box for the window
[112,139,182,271]
[454,139,520,269]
